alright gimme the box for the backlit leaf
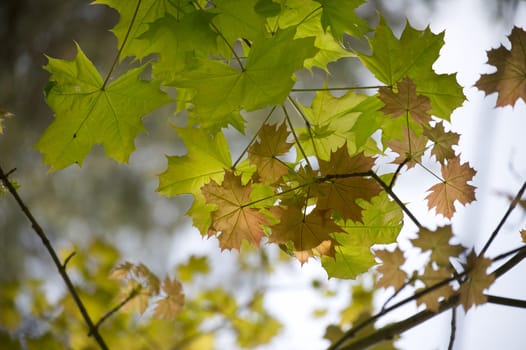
[386,128,428,169]
[202,172,269,250]
[153,277,185,320]
[476,26,526,107]
[426,158,477,219]
[459,251,495,311]
[374,247,407,291]
[379,77,432,125]
[423,122,459,164]
[36,44,170,170]
[315,0,370,42]
[411,226,465,267]
[416,265,454,312]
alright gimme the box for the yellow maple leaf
[153,277,185,320]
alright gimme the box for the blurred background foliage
[0,0,522,349]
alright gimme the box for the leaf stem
[286,96,319,160]
[102,0,142,89]
[291,85,386,92]
[0,164,109,350]
[91,289,138,335]
[282,105,312,168]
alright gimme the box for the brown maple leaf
[153,277,185,320]
[416,265,455,312]
[379,77,432,124]
[426,158,477,219]
[423,122,459,164]
[374,247,408,291]
[411,226,465,267]
[248,122,293,183]
[521,229,526,243]
[317,146,380,222]
[387,128,428,169]
[269,207,343,252]
[459,251,495,311]
[476,26,526,107]
[202,171,269,250]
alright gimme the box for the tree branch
[0,164,109,350]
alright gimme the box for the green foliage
[5,0,526,349]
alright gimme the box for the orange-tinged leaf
[459,251,495,311]
[202,171,268,250]
[521,229,526,243]
[153,277,185,320]
[416,265,455,312]
[379,77,432,124]
[374,247,407,291]
[117,281,150,315]
[387,128,428,169]
[476,26,526,107]
[423,122,459,164]
[110,261,135,280]
[317,146,380,222]
[248,122,293,183]
[411,226,465,267]
[426,158,476,219]
[269,208,343,253]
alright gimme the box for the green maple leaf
[297,90,369,160]
[93,0,192,60]
[173,28,317,131]
[359,18,464,120]
[315,0,370,42]
[157,128,232,198]
[141,11,218,83]
[36,44,170,170]
[322,193,403,279]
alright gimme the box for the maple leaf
[322,193,403,279]
[423,122,459,164]
[297,90,371,160]
[177,256,209,282]
[269,207,343,252]
[521,229,526,243]
[141,11,218,83]
[109,261,135,280]
[426,158,477,219]
[359,18,464,120]
[379,77,432,125]
[476,26,526,107]
[315,0,370,41]
[94,0,192,60]
[36,44,170,170]
[459,251,495,311]
[416,265,455,312]
[248,122,293,183]
[157,128,232,198]
[153,277,185,320]
[386,128,428,169]
[173,28,316,131]
[201,172,269,250]
[411,226,465,267]
[317,146,380,222]
[117,280,150,315]
[374,247,408,291]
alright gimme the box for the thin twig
[330,246,526,350]
[91,289,139,335]
[0,164,109,350]
[480,180,526,256]
[448,307,457,350]
[63,251,77,269]
[486,295,526,309]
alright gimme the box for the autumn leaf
[202,171,269,250]
[269,207,343,253]
[379,77,432,125]
[411,226,465,267]
[117,280,150,315]
[248,122,293,183]
[416,265,455,312]
[476,26,526,107]
[426,158,477,219]
[153,277,185,320]
[386,128,428,169]
[521,229,526,243]
[317,146,380,222]
[374,247,408,291]
[423,122,459,164]
[459,251,495,311]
